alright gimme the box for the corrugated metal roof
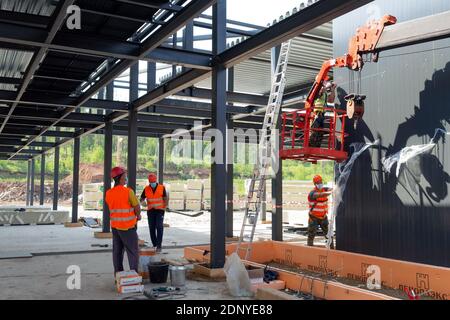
[0,49,33,91]
[194,0,333,95]
[0,0,56,16]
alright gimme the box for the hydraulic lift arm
[305,9,450,113]
[305,15,397,111]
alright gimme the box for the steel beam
[115,0,183,11]
[0,9,49,28]
[0,0,76,134]
[176,87,269,106]
[215,0,373,68]
[0,22,212,69]
[72,136,80,223]
[210,0,227,269]
[8,0,216,160]
[376,10,450,52]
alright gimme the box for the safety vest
[313,93,328,113]
[105,185,137,230]
[308,187,329,219]
[144,184,166,210]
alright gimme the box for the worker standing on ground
[307,175,333,247]
[309,81,337,147]
[140,173,168,253]
[105,167,141,276]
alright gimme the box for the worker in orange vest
[309,81,337,148]
[307,175,333,247]
[105,167,141,275]
[140,173,168,253]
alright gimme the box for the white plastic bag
[223,253,254,297]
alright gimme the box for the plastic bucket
[170,265,186,287]
[148,262,169,283]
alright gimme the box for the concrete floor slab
[0,250,245,300]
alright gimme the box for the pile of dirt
[0,181,74,203]
[62,163,104,184]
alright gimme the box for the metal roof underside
[0,0,337,160]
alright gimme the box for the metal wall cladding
[333,0,450,267]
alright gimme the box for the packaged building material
[117,284,144,294]
[167,191,185,211]
[185,189,202,211]
[115,270,142,286]
[138,248,157,279]
[83,191,103,202]
[167,182,185,192]
[83,200,103,211]
[186,179,203,190]
[83,183,103,193]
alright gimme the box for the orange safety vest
[105,185,137,230]
[308,187,329,219]
[144,184,166,210]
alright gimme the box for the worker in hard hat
[307,175,333,247]
[105,167,141,275]
[309,81,336,147]
[140,173,168,253]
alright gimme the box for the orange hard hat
[111,166,126,179]
[148,173,157,183]
[313,175,323,184]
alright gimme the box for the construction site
[0,0,449,304]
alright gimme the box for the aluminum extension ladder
[236,40,292,260]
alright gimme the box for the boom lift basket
[280,107,348,163]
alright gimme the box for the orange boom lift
[280,15,397,163]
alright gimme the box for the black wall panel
[333,0,450,267]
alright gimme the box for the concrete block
[0,210,69,225]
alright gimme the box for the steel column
[26,160,30,206]
[39,143,45,205]
[103,121,113,233]
[127,64,139,191]
[226,67,234,237]
[52,136,60,211]
[271,45,283,241]
[210,0,227,269]
[157,138,164,184]
[147,62,156,91]
[30,158,35,206]
[102,82,114,233]
[182,21,194,72]
[172,34,178,77]
[72,136,80,223]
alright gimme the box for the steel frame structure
[1,0,375,267]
